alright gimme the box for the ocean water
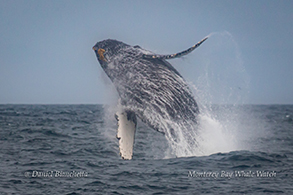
[0,104,292,194]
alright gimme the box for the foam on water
[160,109,241,158]
[197,113,237,155]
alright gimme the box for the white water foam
[160,111,240,158]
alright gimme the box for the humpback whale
[93,37,207,159]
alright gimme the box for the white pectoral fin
[115,110,137,160]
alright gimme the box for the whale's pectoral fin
[115,110,137,160]
[143,37,208,60]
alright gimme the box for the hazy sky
[0,0,292,104]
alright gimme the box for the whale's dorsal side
[142,37,208,60]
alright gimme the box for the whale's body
[93,37,207,159]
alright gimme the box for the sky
[0,0,292,104]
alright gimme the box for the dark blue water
[0,104,292,194]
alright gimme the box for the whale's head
[92,39,130,73]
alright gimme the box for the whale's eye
[98,48,107,62]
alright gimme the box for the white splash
[162,31,251,158]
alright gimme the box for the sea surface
[0,104,292,194]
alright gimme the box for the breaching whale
[93,37,207,159]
